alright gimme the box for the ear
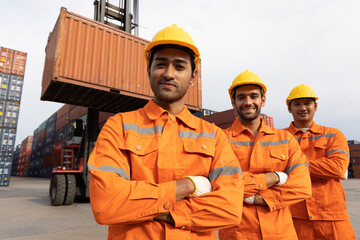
[190,69,197,86]
[287,104,292,113]
[314,101,318,112]
[261,94,266,107]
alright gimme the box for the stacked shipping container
[349,143,360,178]
[0,46,27,186]
[12,103,116,179]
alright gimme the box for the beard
[151,78,190,103]
[236,104,261,121]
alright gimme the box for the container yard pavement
[1,177,360,240]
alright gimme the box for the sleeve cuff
[158,180,177,213]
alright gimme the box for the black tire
[63,174,76,205]
[50,174,66,206]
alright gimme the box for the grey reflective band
[230,139,254,147]
[309,134,335,141]
[327,149,350,158]
[294,136,301,141]
[260,139,289,147]
[305,162,309,168]
[286,162,302,174]
[88,164,130,180]
[123,123,163,135]
[209,166,243,181]
[178,131,215,139]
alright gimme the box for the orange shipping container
[0,47,27,77]
[41,7,202,113]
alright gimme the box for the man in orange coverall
[285,84,356,240]
[218,70,312,240]
[87,24,244,240]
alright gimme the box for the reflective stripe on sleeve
[308,134,335,141]
[286,162,303,174]
[260,139,289,147]
[123,123,163,135]
[178,131,215,139]
[327,149,350,158]
[209,166,243,181]
[88,164,130,180]
[305,162,309,168]
[230,139,254,146]
[294,136,301,141]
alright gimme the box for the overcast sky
[1,0,360,145]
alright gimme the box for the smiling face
[288,98,317,128]
[232,84,266,125]
[148,48,196,109]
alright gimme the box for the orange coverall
[285,121,356,239]
[219,118,311,240]
[88,100,244,240]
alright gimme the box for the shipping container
[41,7,202,113]
[350,151,360,158]
[0,128,16,156]
[7,75,24,102]
[0,73,10,100]
[349,144,360,151]
[0,157,12,186]
[0,101,20,128]
[0,47,27,77]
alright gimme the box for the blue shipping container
[0,73,10,100]
[7,75,23,102]
[0,157,12,186]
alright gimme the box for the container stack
[0,46,27,186]
[17,136,33,177]
[348,141,360,178]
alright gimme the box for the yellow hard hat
[228,70,267,99]
[286,84,318,106]
[144,24,200,68]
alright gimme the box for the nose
[299,104,306,110]
[244,96,252,105]
[163,64,175,80]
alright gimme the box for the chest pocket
[119,132,159,180]
[314,138,328,159]
[182,140,215,176]
[269,147,289,171]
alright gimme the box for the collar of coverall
[231,117,275,137]
[144,99,197,129]
[289,121,322,135]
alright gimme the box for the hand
[185,176,212,197]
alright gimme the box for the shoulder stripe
[294,136,301,141]
[327,149,350,158]
[309,133,335,141]
[88,165,130,180]
[123,123,163,135]
[260,139,289,147]
[230,139,254,147]
[209,166,243,181]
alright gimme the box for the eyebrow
[154,57,189,64]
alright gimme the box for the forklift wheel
[50,174,66,206]
[63,174,76,205]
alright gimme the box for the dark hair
[148,44,196,73]
[231,84,264,100]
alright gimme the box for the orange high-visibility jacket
[219,118,311,240]
[285,121,350,220]
[88,100,244,240]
